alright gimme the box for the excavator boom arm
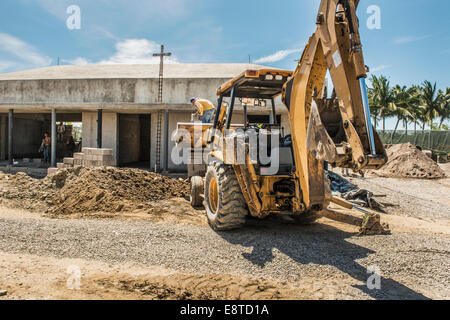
[282,0,387,210]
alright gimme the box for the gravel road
[1,213,449,300]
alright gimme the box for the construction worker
[57,122,65,142]
[190,97,215,123]
[41,132,51,163]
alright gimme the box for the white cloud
[371,64,391,72]
[393,35,430,45]
[254,49,301,64]
[66,39,179,66]
[0,32,52,67]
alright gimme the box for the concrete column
[101,112,118,166]
[8,109,13,165]
[0,116,6,160]
[149,115,152,170]
[163,109,169,172]
[97,109,103,148]
[51,109,57,167]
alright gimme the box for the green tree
[389,85,414,143]
[420,81,442,129]
[420,81,443,148]
[368,75,394,132]
[367,85,381,130]
[438,87,450,129]
[406,85,425,134]
[403,86,421,134]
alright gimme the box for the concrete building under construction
[0,63,292,172]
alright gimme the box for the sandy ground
[0,252,303,300]
[0,164,449,300]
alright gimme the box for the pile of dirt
[374,143,446,179]
[0,167,191,217]
[48,167,189,215]
[0,171,56,211]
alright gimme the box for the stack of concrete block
[80,148,115,167]
[54,148,115,170]
[56,157,75,169]
[47,167,59,175]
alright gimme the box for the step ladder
[155,110,162,172]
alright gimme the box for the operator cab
[214,69,294,176]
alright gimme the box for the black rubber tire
[291,211,321,225]
[204,162,248,230]
[190,176,204,207]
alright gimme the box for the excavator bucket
[306,100,337,163]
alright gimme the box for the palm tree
[438,87,450,129]
[367,88,381,130]
[420,81,442,129]
[402,86,426,144]
[407,85,424,134]
[389,85,414,143]
[368,75,394,132]
[420,81,443,148]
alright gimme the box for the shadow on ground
[218,216,429,300]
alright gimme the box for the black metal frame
[271,98,277,125]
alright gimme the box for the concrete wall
[0,78,227,108]
[0,116,7,160]
[102,112,118,166]
[82,112,98,148]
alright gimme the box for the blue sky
[0,0,448,128]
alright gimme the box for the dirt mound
[374,143,446,179]
[0,171,56,211]
[0,167,192,219]
[48,167,189,215]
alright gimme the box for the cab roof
[217,69,292,99]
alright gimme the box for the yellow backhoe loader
[176,0,390,235]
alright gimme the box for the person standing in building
[57,122,65,142]
[190,97,215,123]
[41,132,51,163]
